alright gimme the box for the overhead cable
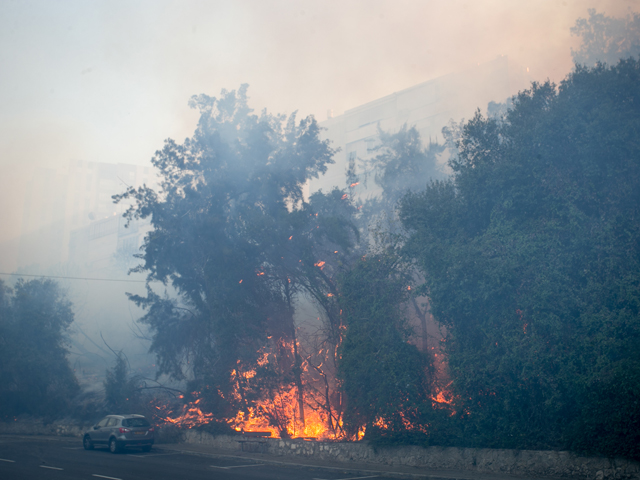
[0,272,145,283]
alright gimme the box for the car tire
[83,435,94,450]
[142,445,152,452]
[109,438,121,454]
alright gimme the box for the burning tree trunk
[411,296,429,353]
[284,281,306,430]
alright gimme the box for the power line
[0,272,145,283]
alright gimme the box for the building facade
[311,56,530,195]
[18,160,154,272]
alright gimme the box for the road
[0,436,406,480]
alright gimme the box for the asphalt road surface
[0,436,406,480]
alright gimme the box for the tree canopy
[0,279,79,418]
[337,251,434,441]
[400,59,640,457]
[571,9,640,66]
[115,86,359,430]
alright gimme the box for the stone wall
[0,417,87,437]
[183,430,640,480]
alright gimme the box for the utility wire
[0,272,145,283]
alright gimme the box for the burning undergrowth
[148,335,349,441]
[143,329,453,443]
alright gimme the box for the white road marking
[0,458,15,462]
[127,452,179,457]
[40,465,64,470]
[313,476,379,480]
[210,463,265,469]
[92,475,123,480]
[171,450,431,478]
[62,447,84,450]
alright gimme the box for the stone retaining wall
[183,430,640,480]
[0,417,87,437]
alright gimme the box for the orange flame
[226,345,343,440]
[154,392,214,428]
[228,386,329,439]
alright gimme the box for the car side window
[97,417,109,428]
[106,418,119,427]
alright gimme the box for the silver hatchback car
[83,414,155,453]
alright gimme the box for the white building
[311,56,530,195]
[18,160,154,271]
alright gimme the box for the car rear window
[122,418,150,427]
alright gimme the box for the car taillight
[119,427,131,433]
[148,427,154,432]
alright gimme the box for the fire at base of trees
[2,12,640,461]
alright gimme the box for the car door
[105,417,119,440]
[92,417,110,444]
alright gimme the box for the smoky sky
[0,0,637,270]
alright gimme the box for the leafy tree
[333,125,447,442]
[572,8,640,66]
[354,126,446,352]
[115,85,358,430]
[361,125,445,230]
[400,59,640,457]
[337,251,433,441]
[104,353,141,412]
[0,279,79,418]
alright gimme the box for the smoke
[0,0,637,397]
[0,1,633,173]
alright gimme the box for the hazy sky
[0,0,637,264]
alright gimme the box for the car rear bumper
[116,435,154,446]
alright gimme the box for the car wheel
[83,435,94,450]
[108,438,120,454]
[141,445,152,452]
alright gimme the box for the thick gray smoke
[0,0,635,393]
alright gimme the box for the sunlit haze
[0,0,636,267]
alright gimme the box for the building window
[365,137,376,152]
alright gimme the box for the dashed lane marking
[210,463,266,469]
[127,452,179,457]
[40,465,64,470]
[0,459,15,462]
[313,476,379,480]
[92,475,123,480]
[168,450,437,479]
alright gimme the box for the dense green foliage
[337,253,432,440]
[0,279,79,417]
[400,59,640,457]
[336,124,446,442]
